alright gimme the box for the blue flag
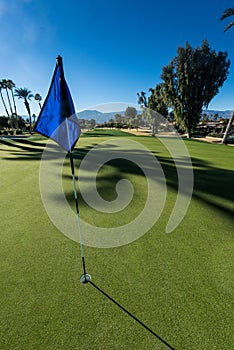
[34,55,80,152]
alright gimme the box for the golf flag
[34,55,80,151]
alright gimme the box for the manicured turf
[0,133,233,350]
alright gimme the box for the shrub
[207,133,223,138]
[193,130,208,137]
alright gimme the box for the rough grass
[0,133,233,350]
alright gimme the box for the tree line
[0,79,42,134]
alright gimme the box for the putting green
[0,133,233,350]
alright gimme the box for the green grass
[0,133,233,350]
[81,128,134,137]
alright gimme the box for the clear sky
[0,0,234,116]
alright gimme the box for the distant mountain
[77,109,233,123]
[77,110,126,123]
[20,109,233,123]
[202,110,233,119]
[20,110,125,123]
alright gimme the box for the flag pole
[57,55,91,284]
[65,119,91,284]
[66,118,91,283]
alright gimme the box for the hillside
[77,109,233,123]
[77,110,125,123]
[202,109,233,119]
[17,109,233,123]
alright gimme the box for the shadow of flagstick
[88,280,176,350]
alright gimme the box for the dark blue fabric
[34,64,80,151]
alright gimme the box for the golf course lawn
[0,132,233,350]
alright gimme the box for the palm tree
[220,7,234,143]
[137,91,148,108]
[34,93,42,110]
[0,80,10,117]
[6,80,18,128]
[1,79,14,116]
[14,87,34,134]
[220,7,234,32]
[32,113,37,127]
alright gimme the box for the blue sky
[0,0,234,116]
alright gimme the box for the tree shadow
[1,138,233,220]
[0,138,44,152]
[65,144,234,221]
[0,138,62,161]
[82,132,118,137]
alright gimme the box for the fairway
[0,133,233,350]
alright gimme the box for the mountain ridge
[77,109,233,123]
[18,109,233,122]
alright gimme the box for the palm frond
[224,20,234,32]
[14,87,33,100]
[220,7,234,21]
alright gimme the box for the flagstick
[65,118,91,284]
